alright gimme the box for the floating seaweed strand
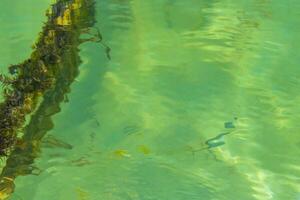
[0,0,104,198]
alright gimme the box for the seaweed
[0,0,102,198]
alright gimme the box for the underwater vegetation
[0,0,104,198]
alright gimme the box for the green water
[1,0,300,199]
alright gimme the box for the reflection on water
[0,0,300,199]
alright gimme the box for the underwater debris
[188,119,238,157]
[205,132,231,148]
[92,118,100,127]
[113,149,131,158]
[41,135,73,150]
[137,145,151,155]
[123,125,141,135]
[0,0,105,198]
[80,27,111,60]
[75,187,89,200]
[224,117,238,129]
[70,157,92,167]
[224,121,235,129]
[188,132,232,160]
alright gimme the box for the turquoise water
[1,0,300,199]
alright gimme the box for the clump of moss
[0,3,103,199]
[0,0,97,157]
[0,57,55,156]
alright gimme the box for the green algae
[0,0,101,198]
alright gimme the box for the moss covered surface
[0,0,98,198]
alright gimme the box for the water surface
[1,0,300,199]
